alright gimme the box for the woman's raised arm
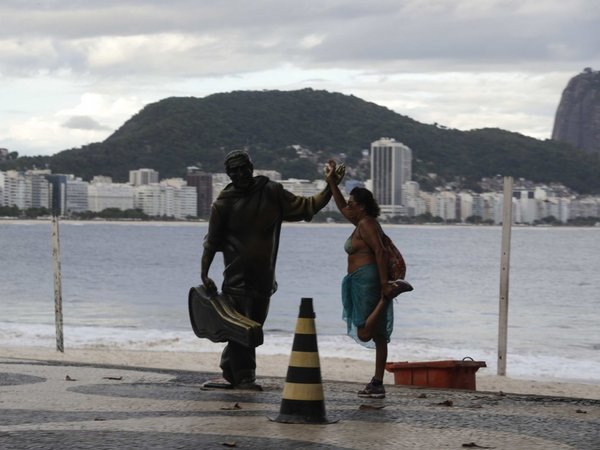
[325,160,355,223]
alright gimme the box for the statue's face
[227,162,254,190]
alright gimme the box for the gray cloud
[1,0,598,156]
[62,115,111,131]
[0,1,597,77]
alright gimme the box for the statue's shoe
[201,377,263,391]
[201,377,234,389]
[387,279,414,299]
[188,285,264,348]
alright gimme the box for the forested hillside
[2,89,599,193]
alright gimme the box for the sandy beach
[2,345,599,400]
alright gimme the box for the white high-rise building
[430,191,457,221]
[483,192,506,224]
[133,184,162,217]
[1,170,51,210]
[161,178,198,219]
[569,196,600,220]
[458,192,474,222]
[3,171,28,209]
[129,168,159,186]
[402,181,427,216]
[26,170,51,209]
[133,179,198,219]
[173,186,197,219]
[554,197,571,223]
[370,137,412,216]
[88,181,134,212]
[0,171,4,206]
[211,173,231,202]
[65,176,89,213]
[514,189,536,224]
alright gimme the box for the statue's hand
[201,275,218,296]
[324,160,345,184]
[334,164,345,185]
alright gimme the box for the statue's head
[225,150,254,190]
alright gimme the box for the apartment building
[185,167,213,219]
[133,179,197,219]
[370,137,412,216]
[88,178,134,212]
[129,168,159,186]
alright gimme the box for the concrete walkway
[1,356,598,449]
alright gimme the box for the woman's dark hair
[350,187,380,217]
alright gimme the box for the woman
[325,160,410,399]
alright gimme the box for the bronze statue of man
[200,150,342,389]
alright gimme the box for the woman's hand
[334,164,345,184]
[324,160,336,182]
[324,159,345,184]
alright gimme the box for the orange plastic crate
[385,359,487,390]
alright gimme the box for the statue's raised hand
[334,164,345,184]
[324,160,345,185]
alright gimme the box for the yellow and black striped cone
[270,297,337,424]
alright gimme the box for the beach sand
[2,345,599,400]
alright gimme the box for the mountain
[552,68,600,156]
[3,88,600,194]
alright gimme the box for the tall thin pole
[497,176,513,375]
[51,212,64,353]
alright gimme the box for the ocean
[1,220,599,384]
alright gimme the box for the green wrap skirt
[341,263,394,348]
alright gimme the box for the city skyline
[2,161,599,224]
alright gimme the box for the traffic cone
[270,298,337,424]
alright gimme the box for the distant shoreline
[2,217,599,228]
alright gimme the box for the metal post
[497,176,513,375]
[51,213,64,353]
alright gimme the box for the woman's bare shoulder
[357,216,380,234]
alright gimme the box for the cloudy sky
[1,0,598,157]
